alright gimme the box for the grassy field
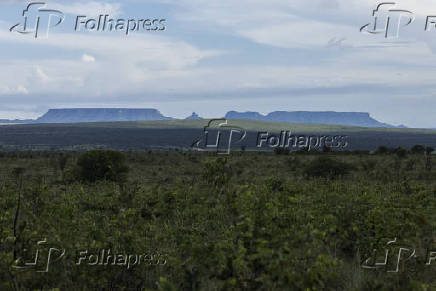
[7,119,436,133]
[0,150,435,290]
[2,120,436,151]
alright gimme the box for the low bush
[304,156,355,178]
[75,150,129,183]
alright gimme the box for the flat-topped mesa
[36,108,173,123]
[3,108,399,128]
[224,111,394,128]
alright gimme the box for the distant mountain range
[0,108,405,128]
[225,111,405,128]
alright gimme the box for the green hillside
[2,119,436,151]
[16,119,436,134]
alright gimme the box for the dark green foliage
[411,145,426,154]
[375,146,389,154]
[58,154,68,172]
[295,147,310,155]
[273,147,290,155]
[286,156,301,171]
[0,151,435,290]
[323,145,332,152]
[395,147,408,159]
[265,176,284,191]
[12,167,25,182]
[201,157,232,187]
[360,159,377,171]
[2,121,436,152]
[75,150,129,183]
[304,156,355,178]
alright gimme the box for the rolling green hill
[1,119,436,151]
[13,119,436,133]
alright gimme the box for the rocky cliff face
[225,111,395,128]
[36,108,172,123]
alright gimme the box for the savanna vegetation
[0,148,435,290]
[3,120,436,151]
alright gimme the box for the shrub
[274,147,290,155]
[360,159,377,171]
[375,146,389,154]
[286,156,301,171]
[394,147,407,159]
[296,147,309,154]
[265,176,284,191]
[322,145,331,152]
[410,145,425,154]
[304,156,354,178]
[201,157,232,187]
[76,150,129,183]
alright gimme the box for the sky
[1,0,436,127]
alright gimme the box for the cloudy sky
[1,0,436,127]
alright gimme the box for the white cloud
[3,0,436,126]
[166,0,436,50]
[238,19,356,49]
[82,54,95,63]
[0,17,434,103]
[51,1,122,17]
[0,85,29,95]
[16,85,28,94]
[36,66,50,82]
[0,29,225,97]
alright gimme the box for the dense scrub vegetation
[0,150,435,290]
[75,150,129,183]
